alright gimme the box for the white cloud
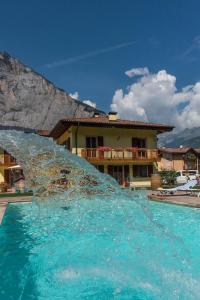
[70,91,96,108]
[125,67,149,77]
[111,68,200,131]
[83,100,96,108]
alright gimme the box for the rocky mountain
[159,127,200,147]
[0,52,104,130]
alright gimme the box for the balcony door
[85,136,104,158]
[133,165,153,177]
[108,165,129,186]
[86,136,104,148]
[132,138,146,148]
[132,138,147,158]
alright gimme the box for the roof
[49,116,174,139]
[36,130,51,136]
[159,147,199,155]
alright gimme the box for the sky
[1,0,200,130]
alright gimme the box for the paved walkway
[0,196,32,225]
[0,196,32,203]
[148,192,200,208]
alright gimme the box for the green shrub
[159,170,178,186]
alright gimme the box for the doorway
[108,165,129,186]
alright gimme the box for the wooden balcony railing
[81,147,158,161]
[0,154,17,165]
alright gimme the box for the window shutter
[108,165,113,175]
[91,137,96,148]
[86,137,90,148]
[148,165,153,176]
[97,136,104,147]
[132,138,138,147]
[133,165,138,177]
[141,139,146,148]
[66,137,71,150]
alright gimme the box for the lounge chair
[159,179,198,195]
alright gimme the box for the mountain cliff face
[0,52,104,130]
[159,127,200,147]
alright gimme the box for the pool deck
[0,196,32,225]
[148,192,200,208]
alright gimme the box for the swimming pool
[0,130,200,299]
[1,191,200,300]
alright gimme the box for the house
[0,127,50,189]
[158,147,200,172]
[0,148,20,188]
[49,112,173,187]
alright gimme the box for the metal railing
[81,148,158,161]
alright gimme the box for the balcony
[0,154,17,166]
[81,147,158,162]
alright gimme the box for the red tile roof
[159,147,199,154]
[50,116,174,139]
[61,116,172,126]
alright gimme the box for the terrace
[81,147,158,162]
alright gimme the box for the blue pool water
[0,130,200,299]
[1,192,200,300]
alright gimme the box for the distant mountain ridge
[0,52,104,130]
[159,127,200,148]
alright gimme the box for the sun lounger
[159,179,198,194]
[187,188,200,197]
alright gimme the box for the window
[163,153,172,160]
[95,165,104,173]
[86,137,96,148]
[132,138,146,148]
[133,165,153,177]
[108,165,123,185]
[64,137,71,150]
[108,165,129,185]
[97,136,104,146]
[86,136,104,148]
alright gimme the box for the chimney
[108,111,118,121]
[94,112,100,118]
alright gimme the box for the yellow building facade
[50,113,173,187]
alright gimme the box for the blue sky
[1,0,200,129]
